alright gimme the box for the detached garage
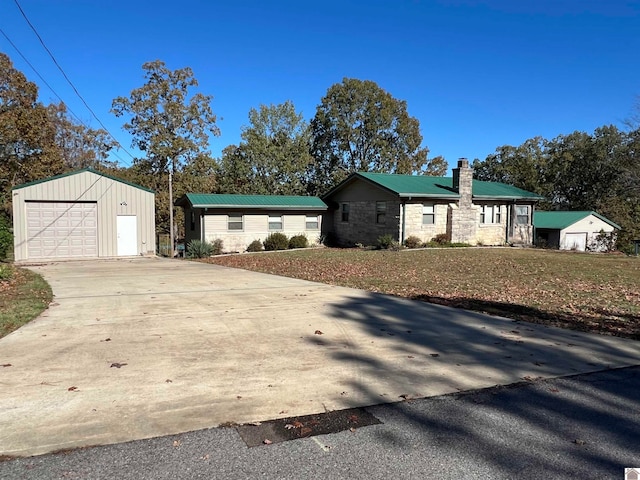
[12,168,156,262]
[534,211,621,252]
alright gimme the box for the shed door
[564,232,587,252]
[26,202,98,259]
[117,215,138,256]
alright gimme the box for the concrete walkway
[1,257,639,457]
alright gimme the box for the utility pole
[168,167,174,257]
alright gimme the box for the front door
[117,215,138,256]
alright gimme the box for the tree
[218,101,312,195]
[1,53,61,212]
[111,60,220,240]
[49,103,116,170]
[308,78,429,194]
[473,137,550,201]
[424,155,448,176]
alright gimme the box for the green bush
[288,234,308,249]
[246,240,263,252]
[187,239,216,258]
[376,234,396,250]
[0,215,13,261]
[404,236,422,249]
[0,263,12,282]
[263,232,289,251]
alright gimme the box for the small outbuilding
[533,211,620,252]
[176,193,327,252]
[12,168,156,261]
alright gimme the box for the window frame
[268,214,283,231]
[340,203,350,223]
[480,205,502,224]
[422,203,435,225]
[515,205,530,225]
[227,214,244,231]
[305,215,319,230]
[376,201,386,224]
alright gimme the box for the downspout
[202,208,207,242]
[401,198,408,245]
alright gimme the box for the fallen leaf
[236,395,242,399]
[349,427,356,433]
[314,330,323,335]
[67,386,78,391]
[407,355,414,359]
[430,354,439,358]
[201,454,210,461]
[173,440,181,447]
[300,427,313,435]
[165,379,172,383]
[573,439,586,445]
[1,364,12,367]
[348,414,359,422]
[103,338,111,342]
[549,388,559,393]
[263,439,273,445]
[110,362,127,368]
[292,421,304,428]
[284,424,295,430]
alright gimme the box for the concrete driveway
[1,257,639,457]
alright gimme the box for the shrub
[263,232,289,251]
[376,234,396,250]
[0,263,12,282]
[319,232,337,247]
[0,215,12,261]
[211,238,224,255]
[186,239,215,258]
[404,236,422,249]
[246,240,263,252]
[288,234,308,249]
[431,233,449,245]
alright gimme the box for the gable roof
[533,211,621,230]
[323,172,544,201]
[11,168,155,194]
[176,193,327,210]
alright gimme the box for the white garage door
[564,232,587,252]
[26,202,98,259]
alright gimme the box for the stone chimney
[452,158,473,208]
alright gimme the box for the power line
[12,0,136,165]
[0,28,131,167]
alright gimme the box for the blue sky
[2,0,639,172]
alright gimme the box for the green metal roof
[11,168,155,194]
[471,181,544,200]
[534,211,621,230]
[176,193,327,210]
[327,172,544,200]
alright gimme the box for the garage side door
[26,202,98,259]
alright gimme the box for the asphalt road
[2,366,638,480]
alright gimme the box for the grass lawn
[203,248,640,340]
[0,264,52,339]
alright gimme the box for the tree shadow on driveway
[306,291,640,477]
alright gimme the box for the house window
[305,215,319,230]
[422,203,435,224]
[341,203,350,222]
[190,211,195,231]
[228,214,243,230]
[516,205,530,225]
[268,215,283,230]
[376,201,386,224]
[481,205,502,224]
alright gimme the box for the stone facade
[324,161,538,247]
[333,200,401,246]
[403,201,449,243]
